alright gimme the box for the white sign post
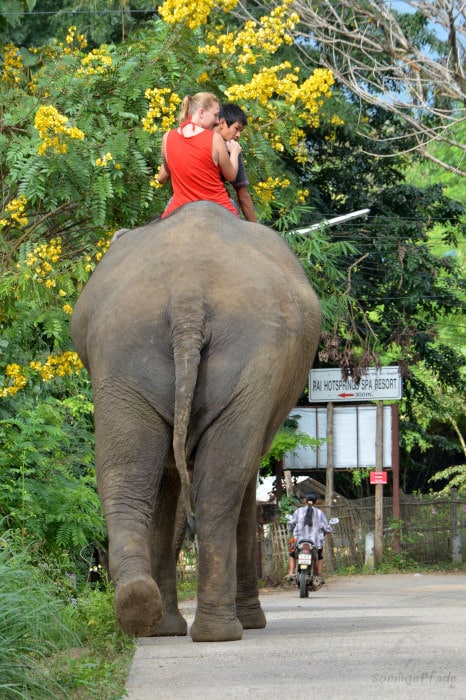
[309,366,402,403]
[287,367,403,566]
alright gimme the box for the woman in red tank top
[159,92,241,218]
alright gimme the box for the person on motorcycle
[286,492,333,582]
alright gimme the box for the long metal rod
[295,208,370,235]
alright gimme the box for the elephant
[71,201,321,642]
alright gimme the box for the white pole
[294,208,370,235]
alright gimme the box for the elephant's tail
[171,298,206,539]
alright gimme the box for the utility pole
[374,401,384,563]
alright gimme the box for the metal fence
[260,491,466,578]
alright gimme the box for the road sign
[283,405,393,470]
[309,366,402,403]
[370,471,388,484]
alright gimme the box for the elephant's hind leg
[189,423,267,642]
[148,460,187,637]
[93,391,171,636]
[236,599,266,630]
[236,476,266,630]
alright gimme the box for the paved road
[125,572,466,699]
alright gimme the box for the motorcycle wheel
[309,556,318,592]
[299,569,309,598]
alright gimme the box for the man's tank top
[161,127,239,218]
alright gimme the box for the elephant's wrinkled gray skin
[71,201,321,642]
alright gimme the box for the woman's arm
[159,132,170,181]
[157,162,170,184]
[319,510,333,534]
[213,132,240,181]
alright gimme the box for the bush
[0,542,77,699]
[0,534,134,699]
[53,576,134,698]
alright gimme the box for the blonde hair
[177,92,219,125]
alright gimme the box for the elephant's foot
[114,577,163,637]
[150,610,187,637]
[190,611,243,642]
[236,601,266,630]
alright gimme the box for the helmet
[305,492,319,504]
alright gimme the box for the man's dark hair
[219,103,247,127]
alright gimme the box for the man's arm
[230,153,257,222]
[235,185,257,222]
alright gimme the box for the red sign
[370,471,388,484]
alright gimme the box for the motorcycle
[294,517,339,598]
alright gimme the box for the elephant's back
[105,202,312,298]
[72,201,320,367]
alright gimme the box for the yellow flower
[159,0,237,30]
[65,25,88,50]
[226,62,299,106]
[142,88,181,134]
[95,152,113,167]
[254,176,291,206]
[199,1,298,64]
[0,195,29,229]
[29,351,83,381]
[296,188,309,204]
[150,177,164,189]
[293,69,335,126]
[21,237,62,282]
[77,46,113,76]
[1,363,28,398]
[34,105,85,155]
[2,44,23,85]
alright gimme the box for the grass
[53,578,135,699]
[0,532,199,700]
[332,559,466,576]
[0,559,76,699]
[0,536,134,700]
[177,573,198,601]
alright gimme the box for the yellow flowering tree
[0,0,342,552]
[1,0,339,406]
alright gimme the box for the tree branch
[247,0,466,176]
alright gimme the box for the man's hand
[225,139,242,156]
